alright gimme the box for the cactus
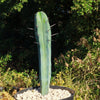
[34,11,51,95]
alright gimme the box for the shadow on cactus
[34,11,51,95]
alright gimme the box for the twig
[51,33,59,37]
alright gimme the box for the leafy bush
[71,0,98,16]
[52,28,100,100]
[0,68,38,91]
[0,67,38,92]
[0,54,12,66]
[0,54,38,92]
[0,53,12,74]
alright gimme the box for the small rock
[15,87,71,100]
[0,87,3,91]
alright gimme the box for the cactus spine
[34,11,51,95]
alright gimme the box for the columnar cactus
[34,11,51,95]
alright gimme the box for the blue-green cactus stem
[34,11,51,95]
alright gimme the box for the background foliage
[0,0,100,100]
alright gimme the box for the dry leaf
[65,62,69,67]
[98,35,100,39]
[93,37,97,42]
[87,52,91,58]
[97,57,100,63]
[76,58,82,63]
[97,39,100,42]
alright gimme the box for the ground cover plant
[0,55,38,98]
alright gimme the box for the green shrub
[0,68,38,92]
[71,0,97,16]
[52,28,100,100]
[0,53,12,70]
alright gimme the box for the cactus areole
[34,11,51,95]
